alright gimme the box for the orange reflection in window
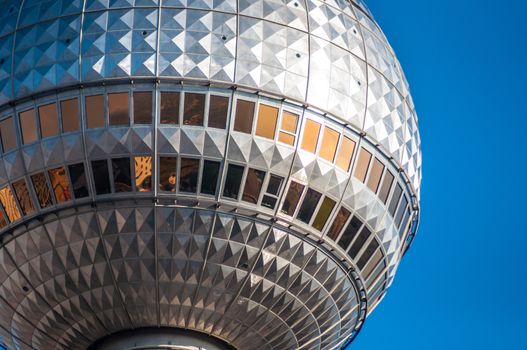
[335,136,356,171]
[19,109,38,144]
[86,95,105,129]
[301,119,321,153]
[38,103,59,138]
[12,179,35,215]
[354,148,372,183]
[255,104,278,139]
[60,98,80,133]
[0,186,21,222]
[278,111,298,146]
[319,127,340,162]
[135,156,152,192]
[48,167,72,203]
[367,158,385,193]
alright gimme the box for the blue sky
[350,0,527,349]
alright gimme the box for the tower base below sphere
[88,328,235,350]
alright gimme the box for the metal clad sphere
[0,1,421,349]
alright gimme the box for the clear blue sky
[350,0,527,349]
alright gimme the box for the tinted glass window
[48,167,72,203]
[297,188,322,224]
[367,158,385,193]
[0,209,7,229]
[38,103,59,138]
[86,95,105,129]
[348,226,372,259]
[159,157,177,192]
[395,195,409,228]
[179,158,200,193]
[354,148,372,182]
[134,91,153,124]
[328,207,351,241]
[261,174,283,209]
[223,164,244,199]
[201,160,221,195]
[312,196,336,231]
[281,181,305,216]
[60,98,80,133]
[12,179,35,215]
[301,119,321,153]
[388,184,403,216]
[91,160,111,195]
[68,163,89,198]
[338,216,363,250]
[208,95,229,129]
[335,136,355,171]
[357,239,380,270]
[160,92,180,124]
[242,168,265,204]
[0,186,21,222]
[378,171,394,204]
[319,127,340,162]
[135,156,152,192]
[183,93,205,126]
[31,173,54,208]
[362,249,383,280]
[255,104,278,139]
[108,92,129,126]
[112,158,132,192]
[19,109,38,144]
[233,100,255,134]
[278,111,298,146]
[0,117,16,152]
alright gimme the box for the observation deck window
[160,92,180,124]
[183,93,205,126]
[68,163,89,198]
[233,100,255,134]
[208,95,229,129]
[108,92,129,126]
[201,160,221,195]
[60,98,80,133]
[133,91,153,124]
[255,104,278,140]
[179,158,200,193]
[30,173,53,208]
[86,95,105,129]
[159,157,177,192]
[38,103,59,138]
[112,158,132,192]
[242,168,265,204]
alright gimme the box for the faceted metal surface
[0,1,422,349]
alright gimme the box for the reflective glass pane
[112,158,132,192]
[159,157,177,192]
[19,109,38,144]
[38,103,59,138]
[134,91,153,124]
[60,98,80,133]
[201,160,220,195]
[301,119,321,153]
[0,117,17,152]
[367,158,385,193]
[281,111,298,133]
[233,100,255,134]
[328,207,351,241]
[266,175,283,196]
[48,167,72,203]
[388,184,403,216]
[395,196,409,228]
[179,158,199,193]
[0,209,7,229]
[0,186,21,222]
[261,196,277,209]
[278,132,295,145]
[319,127,340,162]
[223,164,244,199]
[242,168,265,204]
[335,136,356,171]
[281,181,305,216]
[160,92,180,124]
[255,104,278,139]
[338,216,363,250]
[348,226,372,259]
[68,163,89,198]
[12,179,35,215]
[312,196,336,231]
[91,160,111,195]
[135,156,152,192]
[86,95,105,129]
[378,171,394,204]
[183,93,205,126]
[362,249,383,280]
[30,173,54,208]
[108,92,129,126]
[208,95,229,129]
[357,239,380,270]
[297,188,322,224]
[354,148,372,182]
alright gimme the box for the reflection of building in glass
[0,1,421,349]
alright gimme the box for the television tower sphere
[0,0,421,349]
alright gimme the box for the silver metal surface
[0,1,422,349]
